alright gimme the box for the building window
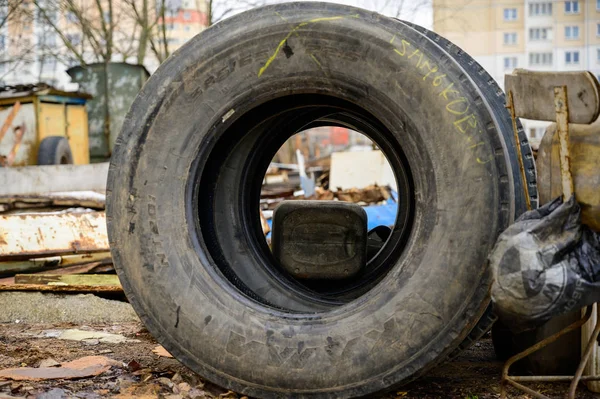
[46,33,56,47]
[66,33,81,46]
[529,27,551,40]
[41,59,56,74]
[565,51,580,64]
[597,0,600,10]
[565,1,580,14]
[183,11,191,20]
[66,11,77,23]
[529,52,553,66]
[529,2,552,16]
[504,32,517,45]
[504,57,518,69]
[565,26,580,39]
[597,23,600,36]
[184,25,190,32]
[504,8,517,21]
[597,48,600,62]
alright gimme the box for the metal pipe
[568,307,600,398]
[501,307,594,399]
[506,90,532,210]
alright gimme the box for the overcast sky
[213,0,433,29]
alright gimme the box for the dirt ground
[1,321,599,399]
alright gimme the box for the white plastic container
[582,304,600,392]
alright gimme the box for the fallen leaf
[126,360,142,372]
[152,345,173,358]
[0,356,119,381]
[112,382,161,399]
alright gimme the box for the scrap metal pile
[0,190,119,293]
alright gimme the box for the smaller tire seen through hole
[264,127,400,296]
[196,95,415,311]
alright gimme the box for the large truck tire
[37,136,73,165]
[107,3,534,397]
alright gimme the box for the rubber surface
[399,21,538,356]
[37,136,73,165]
[107,3,533,397]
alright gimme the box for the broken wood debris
[0,283,122,293]
[0,260,113,286]
[13,273,120,287]
[0,191,105,213]
[0,252,111,277]
[260,184,393,210]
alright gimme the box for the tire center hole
[261,128,401,297]
[195,94,415,311]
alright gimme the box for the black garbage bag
[490,195,600,332]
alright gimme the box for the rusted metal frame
[512,375,600,382]
[500,306,594,399]
[0,101,21,144]
[505,379,551,399]
[506,90,532,210]
[568,307,600,397]
[554,86,574,200]
[6,124,26,166]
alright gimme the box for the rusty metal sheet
[505,69,600,124]
[0,211,108,260]
[0,100,20,143]
[0,103,36,166]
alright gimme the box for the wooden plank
[0,212,108,260]
[14,273,120,286]
[0,191,105,212]
[554,86,575,200]
[0,261,113,285]
[0,252,111,277]
[0,163,108,196]
[505,69,600,124]
[0,283,122,293]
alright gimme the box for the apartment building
[0,0,208,89]
[433,0,600,145]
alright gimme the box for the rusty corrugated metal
[0,211,108,260]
